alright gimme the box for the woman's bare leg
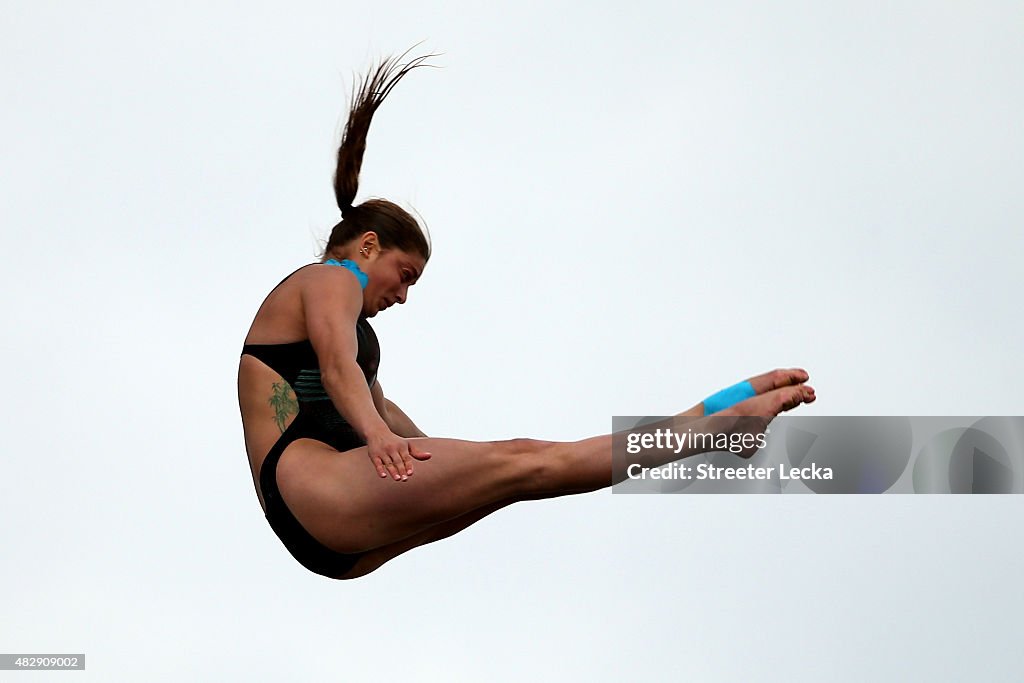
[276,436,600,554]
[276,369,815,557]
[342,360,812,578]
[340,490,588,578]
[340,499,517,578]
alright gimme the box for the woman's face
[362,248,425,317]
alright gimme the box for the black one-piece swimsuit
[241,264,380,578]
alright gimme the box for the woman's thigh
[275,436,557,554]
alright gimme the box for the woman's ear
[360,231,380,257]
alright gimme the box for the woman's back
[238,266,311,509]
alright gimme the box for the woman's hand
[366,429,432,481]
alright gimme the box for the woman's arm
[302,267,430,479]
[371,381,427,438]
[385,399,426,438]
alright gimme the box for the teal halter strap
[324,259,369,289]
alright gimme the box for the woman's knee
[484,437,564,494]
[490,437,554,455]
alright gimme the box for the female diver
[238,53,816,580]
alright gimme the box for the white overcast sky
[2,1,1023,681]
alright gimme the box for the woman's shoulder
[266,262,362,296]
[269,262,319,289]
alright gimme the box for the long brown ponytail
[324,49,434,260]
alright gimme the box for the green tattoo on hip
[268,381,298,432]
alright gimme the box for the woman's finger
[384,454,401,481]
[373,455,389,479]
[398,446,413,478]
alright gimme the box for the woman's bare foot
[628,369,817,469]
[723,378,816,417]
[686,368,814,417]
[743,368,812,399]
[711,369,815,458]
